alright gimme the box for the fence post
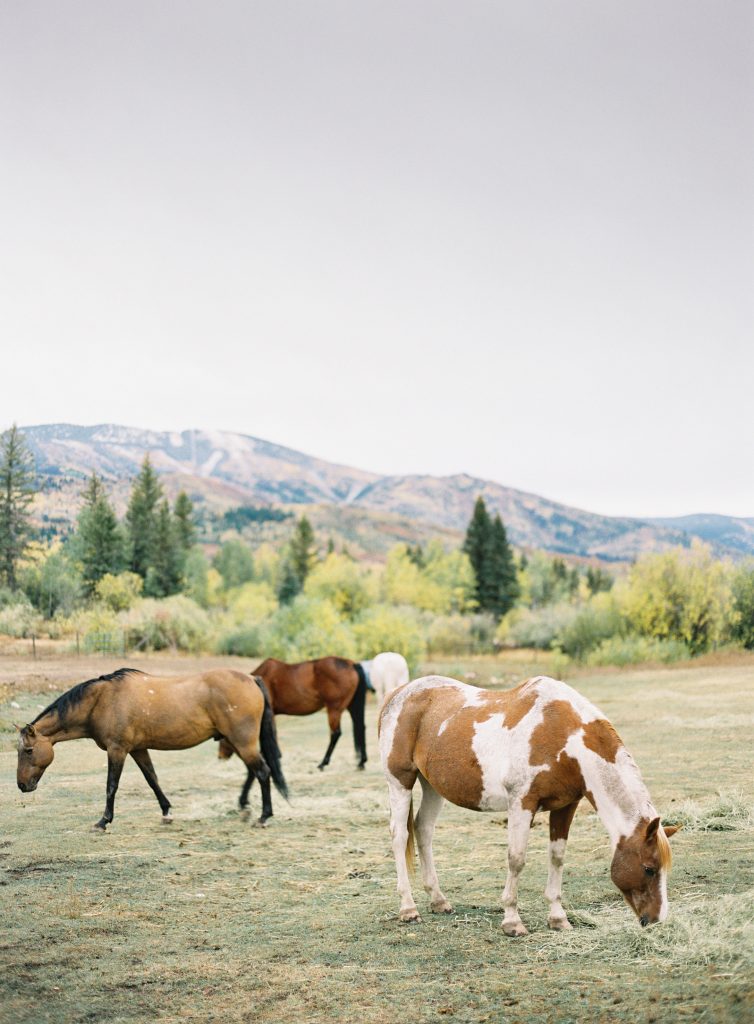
[32,634,37,659]
[76,631,80,656]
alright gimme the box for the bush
[261,595,356,661]
[585,635,691,667]
[95,572,143,612]
[496,602,579,650]
[427,613,497,656]
[120,596,212,652]
[352,604,426,672]
[555,594,624,660]
[0,599,43,638]
[216,625,266,658]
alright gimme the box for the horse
[220,656,368,770]
[379,674,679,932]
[16,667,288,831]
[367,651,409,707]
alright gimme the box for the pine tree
[173,491,196,554]
[146,500,182,597]
[487,514,520,617]
[289,516,316,587]
[125,456,163,580]
[463,497,519,617]
[277,557,302,605]
[76,473,124,594]
[0,425,36,590]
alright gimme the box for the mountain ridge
[21,422,753,562]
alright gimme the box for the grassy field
[1,653,753,1024]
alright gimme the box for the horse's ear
[663,824,681,839]
[645,816,661,843]
[25,724,36,738]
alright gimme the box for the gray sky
[1,1,752,518]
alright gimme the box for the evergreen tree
[75,473,124,594]
[146,500,182,597]
[277,556,302,605]
[0,425,36,590]
[463,497,519,617]
[213,539,255,589]
[125,456,163,579]
[173,491,196,554]
[289,516,316,587]
[487,514,520,617]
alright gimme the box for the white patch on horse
[438,719,449,736]
[658,868,669,922]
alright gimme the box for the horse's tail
[406,796,416,875]
[349,662,368,765]
[254,676,289,801]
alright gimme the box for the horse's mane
[32,668,141,726]
[658,826,673,871]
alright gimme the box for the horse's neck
[37,695,96,743]
[579,746,656,848]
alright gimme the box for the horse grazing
[379,674,679,933]
[239,656,368,770]
[366,652,410,707]
[16,668,288,831]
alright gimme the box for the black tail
[348,662,368,768]
[254,676,289,800]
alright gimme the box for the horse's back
[380,674,614,813]
[371,652,409,703]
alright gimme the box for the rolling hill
[21,423,754,562]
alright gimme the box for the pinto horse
[16,668,288,830]
[379,674,679,932]
[220,657,368,770]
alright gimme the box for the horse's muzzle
[17,780,37,793]
[639,914,659,928]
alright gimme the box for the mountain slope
[21,423,751,561]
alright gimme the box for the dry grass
[1,654,753,1024]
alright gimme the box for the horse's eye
[644,866,656,878]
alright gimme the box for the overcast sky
[1,1,752,518]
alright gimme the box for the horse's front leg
[317,707,342,770]
[94,748,126,831]
[501,802,533,936]
[546,801,580,930]
[130,749,172,823]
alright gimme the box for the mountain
[21,422,753,562]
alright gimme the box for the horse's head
[610,817,679,926]
[16,724,54,792]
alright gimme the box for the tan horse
[219,657,368,770]
[379,674,679,932]
[16,668,288,830]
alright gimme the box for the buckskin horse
[379,674,679,932]
[218,657,368,770]
[16,668,288,830]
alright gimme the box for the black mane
[31,668,141,726]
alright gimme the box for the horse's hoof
[92,823,107,832]
[430,900,453,914]
[161,814,173,825]
[400,909,422,923]
[253,817,269,829]
[548,916,572,931]
[356,763,366,771]
[317,764,327,772]
[239,807,251,822]
[502,921,528,937]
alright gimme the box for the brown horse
[16,668,288,830]
[380,674,679,931]
[219,657,368,770]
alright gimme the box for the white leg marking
[545,837,572,930]
[415,776,452,914]
[387,778,420,922]
[501,804,532,936]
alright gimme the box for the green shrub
[555,594,624,660]
[95,572,143,612]
[0,599,43,637]
[427,613,497,656]
[585,635,691,667]
[216,625,266,658]
[352,604,426,672]
[262,595,356,661]
[120,595,212,652]
[496,602,579,650]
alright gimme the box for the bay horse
[379,674,679,932]
[218,657,368,770]
[16,668,288,830]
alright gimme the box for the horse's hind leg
[130,749,172,823]
[233,741,272,826]
[317,707,342,770]
[94,749,126,831]
[387,777,421,923]
[501,802,533,936]
[347,686,367,769]
[546,801,580,930]
[416,775,452,914]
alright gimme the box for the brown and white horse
[379,674,679,933]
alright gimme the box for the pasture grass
[1,654,753,1023]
